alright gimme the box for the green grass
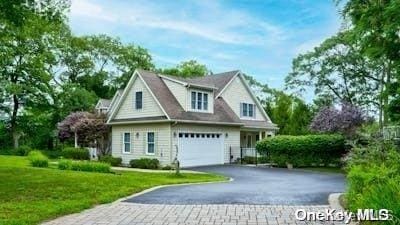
[301,167,345,174]
[0,156,226,225]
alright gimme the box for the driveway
[125,165,346,205]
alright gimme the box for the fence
[383,126,400,141]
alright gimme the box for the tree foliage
[57,112,109,153]
[158,60,208,78]
[310,102,365,137]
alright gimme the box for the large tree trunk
[11,94,19,149]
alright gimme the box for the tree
[286,32,382,115]
[57,112,89,148]
[57,84,98,118]
[310,102,365,137]
[267,91,312,135]
[57,112,108,153]
[0,0,69,148]
[60,35,155,97]
[159,60,208,78]
[340,0,400,126]
[244,74,312,135]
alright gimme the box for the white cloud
[70,0,116,22]
[69,0,286,46]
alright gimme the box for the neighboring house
[95,89,123,115]
[100,69,278,167]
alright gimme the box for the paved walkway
[42,202,346,225]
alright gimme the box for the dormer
[160,75,215,113]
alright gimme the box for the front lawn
[0,156,226,225]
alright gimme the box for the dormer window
[191,91,208,111]
[241,103,255,118]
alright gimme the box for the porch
[239,129,274,161]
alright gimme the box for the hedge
[99,155,122,166]
[130,158,159,169]
[58,160,111,173]
[256,134,345,167]
[62,147,90,160]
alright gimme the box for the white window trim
[122,132,131,154]
[241,102,256,119]
[146,132,155,155]
[190,91,209,112]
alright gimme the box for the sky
[68,0,342,96]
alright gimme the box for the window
[123,133,131,153]
[203,93,208,110]
[147,132,155,154]
[241,103,255,118]
[248,103,254,117]
[191,92,196,109]
[243,103,248,117]
[197,92,202,110]
[135,91,142,109]
[191,91,209,111]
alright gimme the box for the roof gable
[106,71,169,123]
[220,73,273,123]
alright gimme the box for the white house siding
[162,78,187,110]
[111,123,172,165]
[171,124,241,163]
[221,76,266,121]
[115,76,165,120]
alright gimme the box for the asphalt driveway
[125,165,346,205]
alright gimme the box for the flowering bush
[310,103,365,137]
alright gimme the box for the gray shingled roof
[159,70,239,95]
[97,99,111,108]
[138,69,242,124]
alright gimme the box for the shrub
[62,147,89,160]
[130,158,159,169]
[345,142,400,224]
[27,150,49,168]
[58,159,72,170]
[14,145,31,156]
[99,155,122,166]
[41,150,62,159]
[256,134,345,167]
[162,165,173,170]
[58,159,111,173]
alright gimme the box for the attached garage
[177,132,224,167]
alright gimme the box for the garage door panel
[178,132,224,167]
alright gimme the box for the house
[95,89,123,115]
[99,69,278,167]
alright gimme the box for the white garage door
[178,132,224,167]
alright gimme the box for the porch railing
[241,147,258,157]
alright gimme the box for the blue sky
[69,0,341,94]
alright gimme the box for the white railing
[383,126,400,140]
[241,147,258,157]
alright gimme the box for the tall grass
[58,160,111,173]
[27,151,49,168]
